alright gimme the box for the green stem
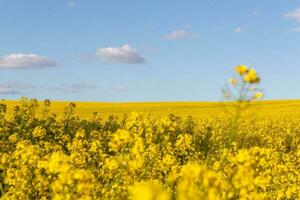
[227,82,246,148]
[0,182,4,196]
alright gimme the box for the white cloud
[0,54,57,69]
[285,8,300,22]
[234,27,242,33]
[165,29,199,40]
[96,45,146,64]
[110,85,126,92]
[0,82,95,95]
[290,27,300,32]
[0,86,20,95]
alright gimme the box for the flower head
[235,65,248,75]
[229,78,238,86]
[244,68,260,84]
[253,92,263,99]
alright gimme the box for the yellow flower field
[2,99,300,120]
[0,68,300,199]
[0,98,300,199]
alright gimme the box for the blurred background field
[2,99,300,120]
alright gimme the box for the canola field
[1,67,300,199]
[0,98,300,199]
[3,99,300,119]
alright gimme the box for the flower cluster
[0,97,300,199]
[235,65,260,84]
[224,65,263,102]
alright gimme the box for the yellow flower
[235,65,248,75]
[8,133,18,143]
[243,68,260,83]
[32,126,46,138]
[253,92,263,99]
[130,181,170,200]
[229,78,238,86]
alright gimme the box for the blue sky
[0,0,300,102]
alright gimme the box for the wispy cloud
[0,82,34,95]
[252,10,259,16]
[110,84,127,92]
[0,82,95,95]
[165,29,199,40]
[67,0,76,7]
[234,27,242,33]
[285,7,300,22]
[59,84,96,93]
[0,88,19,95]
[290,27,300,32]
[0,86,20,95]
[39,85,96,93]
[96,44,146,64]
[0,54,57,69]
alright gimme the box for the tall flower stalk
[223,65,263,147]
